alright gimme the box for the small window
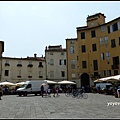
[5,70,9,76]
[111,39,116,48]
[72,74,76,78]
[91,30,96,38]
[70,46,74,54]
[100,38,104,44]
[101,26,105,32]
[61,52,64,55]
[70,40,74,44]
[81,32,85,39]
[92,44,97,51]
[50,52,53,55]
[61,71,65,77]
[91,22,94,26]
[50,59,54,65]
[81,45,86,52]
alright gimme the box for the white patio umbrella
[15,82,25,86]
[0,81,16,86]
[94,79,104,83]
[44,80,58,84]
[58,80,76,85]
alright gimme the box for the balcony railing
[27,64,33,67]
[5,63,10,66]
[17,64,22,67]
[28,76,32,78]
[111,65,119,69]
[17,75,21,78]
[38,65,43,67]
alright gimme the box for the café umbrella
[58,80,76,85]
[44,80,58,84]
[15,82,25,86]
[0,81,16,86]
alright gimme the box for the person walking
[0,85,3,100]
[53,86,56,97]
[40,85,44,97]
[56,86,59,96]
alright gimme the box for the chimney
[34,53,37,58]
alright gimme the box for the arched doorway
[81,73,90,87]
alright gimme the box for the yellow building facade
[66,13,120,88]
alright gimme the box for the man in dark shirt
[41,85,44,97]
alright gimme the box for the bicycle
[76,92,88,99]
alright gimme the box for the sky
[0,1,120,58]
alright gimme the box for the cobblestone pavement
[0,93,120,119]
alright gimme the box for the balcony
[17,64,22,67]
[39,76,43,78]
[5,63,10,66]
[38,65,43,68]
[28,76,32,78]
[17,75,21,78]
[111,65,119,69]
[27,64,33,68]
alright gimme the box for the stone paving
[0,93,120,119]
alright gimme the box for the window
[26,84,31,89]
[91,22,94,26]
[92,44,97,51]
[71,60,75,69]
[70,40,74,44]
[59,59,66,65]
[5,70,9,76]
[50,71,54,77]
[100,37,104,44]
[108,22,119,33]
[114,70,118,75]
[82,61,87,68]
[107,70,111,76]
[18,70,21,76]
[38,62,43,67]
[102,70,106,76]
[112,22,118,32]
[5,60,9,63]
[94,72,98,77]
[81,45,86,52]
[50,59,54,65]
[39,71,43,78]
[17,70,21,77]
[29,61,32,64]
[101,53,105,60]
[93,60,98,70]
[28,71,32,76]
[106,52,110,60]
[81,32,85,39]
[61,71,65,77]
[113,56,119,65]
[72,74,76,78]
[70,46,74,53]
[91,30,96,38]
[111,39,116,48]
[107,26,110,33]
[50,52,53,55]
[105,36,108,43]
[61,52,64,55]
[101,26,105,32]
